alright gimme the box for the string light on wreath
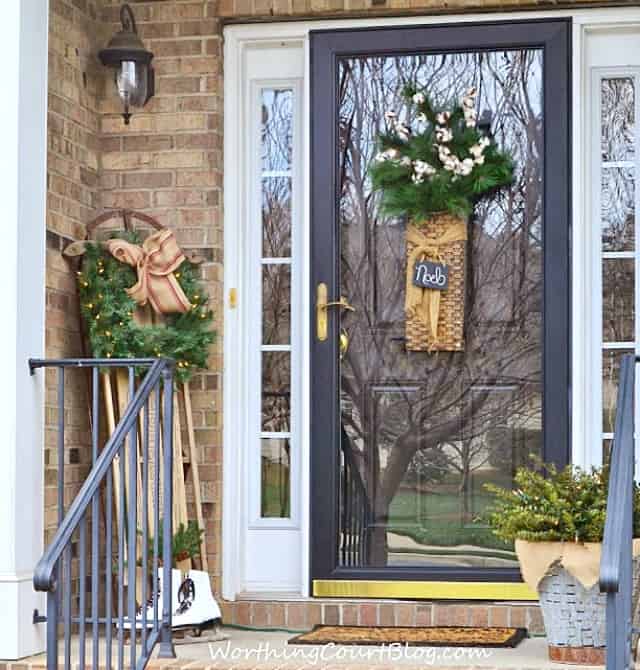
[78,230,215,383]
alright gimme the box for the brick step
[220,599,544,635]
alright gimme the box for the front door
[310,19,571,586]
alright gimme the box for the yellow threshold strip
[313,580,538,601]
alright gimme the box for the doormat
[288,625,527,648]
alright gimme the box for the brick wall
[218,0,619,21]
[45,0,106,545]
[99,0,224,591]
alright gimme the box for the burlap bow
[105,229,192,314]
[405,221,468,345]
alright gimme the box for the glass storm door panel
[310,21,570,582]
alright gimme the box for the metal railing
[30,358,176,670]
[340,426,372,567]
[600,353,636,670]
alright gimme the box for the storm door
[310,20,571,584]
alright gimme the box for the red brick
[122,135,174,152]
[270,603,286,627]
[286,603,307,629]
[489,605,510,627]
[415,604,432,626]
[251,602,269,626]
[235,601,250,625]
[395,604,414,626]
[152,40,204,58]
[324,604,340,625]
[122,171,173,189]
[360,603,378,626]
[470,605,489,627]
[379,603,395,626]
[342,604,358,625]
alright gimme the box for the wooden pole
[115,370,144,556]
[182,381,208,571]
[102,373,122,541]
[172,394,190,527]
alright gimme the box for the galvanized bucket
[537,559,640,665]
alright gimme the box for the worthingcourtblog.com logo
[207,640,494,666]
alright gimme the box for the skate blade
[172,621,228,645]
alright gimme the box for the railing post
[46,590,58,670]
[157,362,175,660]
[602,354,636,670]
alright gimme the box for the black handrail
[30,357,177,670]
[32,358,167,591]
[599,353,636,670]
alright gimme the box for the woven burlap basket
[405,213,467,352]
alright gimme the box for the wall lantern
[99,4,154,125]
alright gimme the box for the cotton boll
[412,92,426,104]
[395,123,410,141]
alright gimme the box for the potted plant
[485,461,640,665]
[370,84,513,352]
[150,520,204,571]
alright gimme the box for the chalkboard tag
[413,261,449,290]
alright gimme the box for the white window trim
[223,7,640,601]
[247,78,303,532]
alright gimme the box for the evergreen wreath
[77,232,215,383]
[370,84,514,219]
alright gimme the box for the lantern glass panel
[116,60,148,108]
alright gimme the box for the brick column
[0,0,48,660]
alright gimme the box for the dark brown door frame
[310,18,572,585]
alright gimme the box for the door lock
[316,282,355,342]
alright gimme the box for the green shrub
[147,520,204,566]
[484,460,640,543]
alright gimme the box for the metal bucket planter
[537,557,640,665]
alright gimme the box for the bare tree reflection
[338,50,544,566]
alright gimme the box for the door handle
[316,282,355,342]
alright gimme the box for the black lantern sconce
[99,4,155,124]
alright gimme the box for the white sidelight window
[254,87,296,522]
[224,41,305,597]
[596,74,637,464]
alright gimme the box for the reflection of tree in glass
[262,89,293,172]
[262,178,292,258]
[260,89,295,516]
[338,50,544,566]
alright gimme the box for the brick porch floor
[2,628,603,670]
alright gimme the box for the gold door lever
[316,282,355,341]
[325,299,355,311]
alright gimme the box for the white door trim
[223,6,640,601]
